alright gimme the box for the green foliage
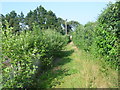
[2,21,68,88]
[73,2,119,69]
[96,2,120,69]
[73,22,97,52]
[1,5,80,35]
[1,11,20,33]
[25,5,63,33]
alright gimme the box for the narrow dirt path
[38,42,118,88]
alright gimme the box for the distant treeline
[1,5,80,35]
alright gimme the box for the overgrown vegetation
[73,2,120,70]
[1,1,119,88]
[2,21,68,88]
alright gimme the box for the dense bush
[2,21,68,88]
[96,1,120,69]
[73,2,119,69]
[73,22,97,52]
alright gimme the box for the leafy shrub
[73,22,97,52]
[96,1,120,69]
[2,22,37,88]
[73,2,119,69]
[2,21,68,88]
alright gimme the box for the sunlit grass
[37,42,118,88]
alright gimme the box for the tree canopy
[1,5,80,35]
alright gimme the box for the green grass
[37,42,118,88]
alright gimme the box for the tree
[25,5,65,34]
[25,10,34,30]
[18,12,24,23]
[18,12,29,31]
[45,10,58,29]
[2,11,20,33]
[0,14,6,29]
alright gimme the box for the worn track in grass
[38,42,118,88]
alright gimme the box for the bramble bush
[2,21,68,88]
[73,1,119,70]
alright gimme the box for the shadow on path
[53,49,74,65]
[37,47,74,88]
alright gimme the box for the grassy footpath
[37,42,118,88]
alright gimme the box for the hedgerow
[73,2,120,69]
[96,2,120,69]
[2,21,68,88]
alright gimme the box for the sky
[0,0,116,25]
